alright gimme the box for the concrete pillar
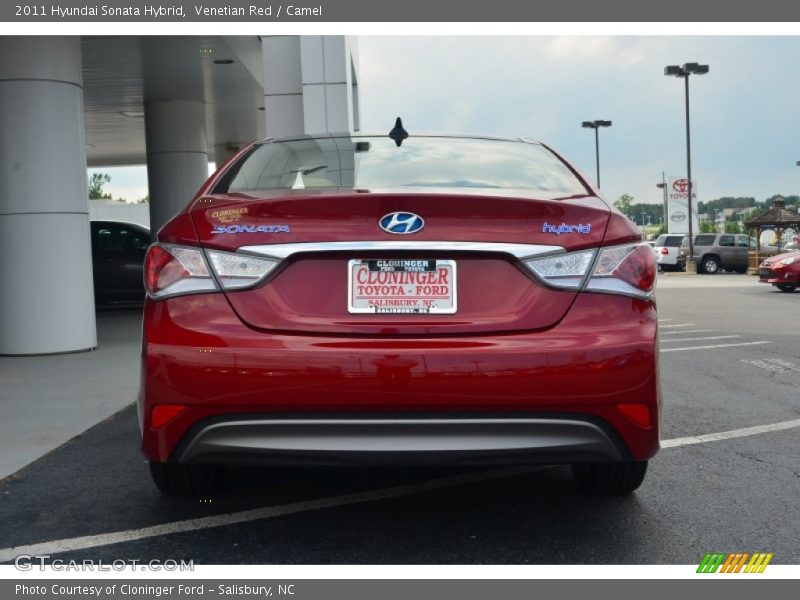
[0,37,96,355]
[142,38,209,234]
[144,100,208,234]
[300,36,357,134]
[262,36,305,138]
[261,35,360,138]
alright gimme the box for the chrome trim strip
[178,418,624,464]
[237,241,565,260]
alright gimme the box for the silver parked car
[679,233,753,274]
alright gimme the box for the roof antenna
[389,117,408,147]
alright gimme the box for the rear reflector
[615,403,651,428]
[151,404,186,428]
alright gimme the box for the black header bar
[2,0,800,22]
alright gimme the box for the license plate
[348,259,457,314]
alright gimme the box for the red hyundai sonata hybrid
[139,129,660,496]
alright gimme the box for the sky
[94,36,800,206]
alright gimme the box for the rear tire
[700,256,720,274]
[571,461,648,494]
[149,462,223,497]
[776,284,797,292]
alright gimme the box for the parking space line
[662,418,800,448]
[659,323,696,328]
[2,418,799,561]
[0,466,546,563]
[660,329,712,335]
[660,335,740,343]
[661,341,772,352]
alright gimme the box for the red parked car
[139,130,660,497]
[759,250,800,292]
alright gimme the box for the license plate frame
[347,258,457,315]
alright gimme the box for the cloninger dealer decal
[210,207,248,224]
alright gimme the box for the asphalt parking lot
[1,273,798,565]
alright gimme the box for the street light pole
[665,62,709,274]
[581,120,612,189]
[684,73,694,264]
[656,172,668,232]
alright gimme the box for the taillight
[585,244,656,298]
[206,249,279,290]
[144,244,216,298]
[523,249,596,290]
[660,247,669,254]
[144,244,279,299]
[524,242,655,299]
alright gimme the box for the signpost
[666,176,699,235]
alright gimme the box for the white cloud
[544,36,647,66]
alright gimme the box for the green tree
[614,194,634,218]
[765,194,799,208]
[88,173,112,200]
[699,220,717,233]
[724,221,742,234]
[698,196,757,214]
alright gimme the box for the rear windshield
[655,235,683,247]
[215,136,588,196]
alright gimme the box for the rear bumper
[175,416,628,467]
[139,292,660,463]
[655,254,680,266]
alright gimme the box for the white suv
[654,234,686,271]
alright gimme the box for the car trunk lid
[190,191,610,335]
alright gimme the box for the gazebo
[744,196,800,272]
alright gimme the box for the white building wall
[89,202,151,229]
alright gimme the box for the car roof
[257,132,541,145]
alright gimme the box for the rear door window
[93,225,123,256]
[720,235,735,247]
[694,234,717,246]
[656,235,682,247]
[737,235,750,248]
[118,227,150,256]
